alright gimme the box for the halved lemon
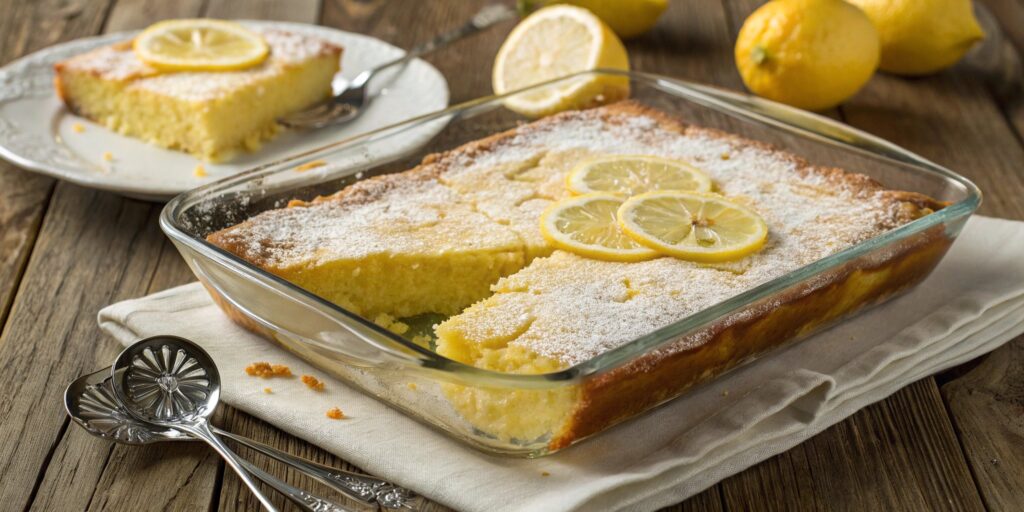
[566,155,713,196]
[540,193,659,262]
[133,19,269,71]
[492,5,630,118]
[617,191,768,262]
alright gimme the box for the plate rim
[0,20,450,201]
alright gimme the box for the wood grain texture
[722,380,985,511]
[15,1,222,511]
[0,184,169,509]
[0,0,1021,510]
[717,1,992,510]
[0,0,115,361]
[322,0,518,103]
[942,336,1024,510]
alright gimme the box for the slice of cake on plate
[54,20,341,162]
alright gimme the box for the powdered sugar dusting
[59,29,341,100]
[212,103,920,366]
[214,177,522,267]
[429,106,911,365]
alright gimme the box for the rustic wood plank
[722,380,985,511]
[14,1,225,510]
[321,0,517,103]
[942,336,1024,510]
[0,0,117,358]
[205,0,321,24]
[717,1,993,510]
[0,1,120,510]
[831,3,1024,509]
[974,0,1024,159]
[0,185,171,510]
[932,7,1024,500]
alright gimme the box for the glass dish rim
[160,69,982,386]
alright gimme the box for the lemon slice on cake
[492,5,630,118]
[540,193,659,262]
[618,191,768,262]
[567,155,713,196]
[134,19,269,71]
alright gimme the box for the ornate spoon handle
[214,427,420,510]
[239,457,351,512]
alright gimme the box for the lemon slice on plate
[566,155,713,196]
[492,5,630,118]
[540,193,659,262]
[133,19,269,71]
[618,191,768,262]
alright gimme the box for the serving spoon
[76,334,420,509]
[66,368,348,512]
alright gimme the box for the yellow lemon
[617,191,768,262]
[734,0,880,111]
[518,0,669,39]
[493,5,630,118]
[847,0,984,75]
[566,154,712,196]
[540,193,659,262]
[133,19,269,71]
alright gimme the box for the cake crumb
[295,160,327,172]
[72,123,85,133]
[302,374,325,391]
[407,382,418,391]
[102,151,114,161]
[193,164,208,178]
[263,387,272,394]
[721,390,730,397]
[326,407,345,419]
[720,152,731,160]
[245,362,292,378]
[373,313,410,335]
[541,471,550,477]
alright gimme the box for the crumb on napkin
[302,374,325,391]
[193,164,207,178]
[245,362,292,378]
[263,387,272,394]
[72,123,85,133]
[326,407,345,420]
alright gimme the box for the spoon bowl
[110,335,218,425]
[111,336,279,512]
[65,368,348,512]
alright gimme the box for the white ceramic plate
[0,21,450,201]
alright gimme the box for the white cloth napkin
[98,215,1024,512]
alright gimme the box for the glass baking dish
[160,70,980,457]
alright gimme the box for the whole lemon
[518,0,668,39]
[735,0,880,111]
[847,0,984,75]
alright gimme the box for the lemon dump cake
[207,101,948,449]
[54,24,341,161]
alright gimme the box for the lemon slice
[540,193,659,262]
[618,191,768,262]
[566,155,713,196]
[133,19,269,71]
[492,5,630,118]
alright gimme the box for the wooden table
[1,1,1021,510]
